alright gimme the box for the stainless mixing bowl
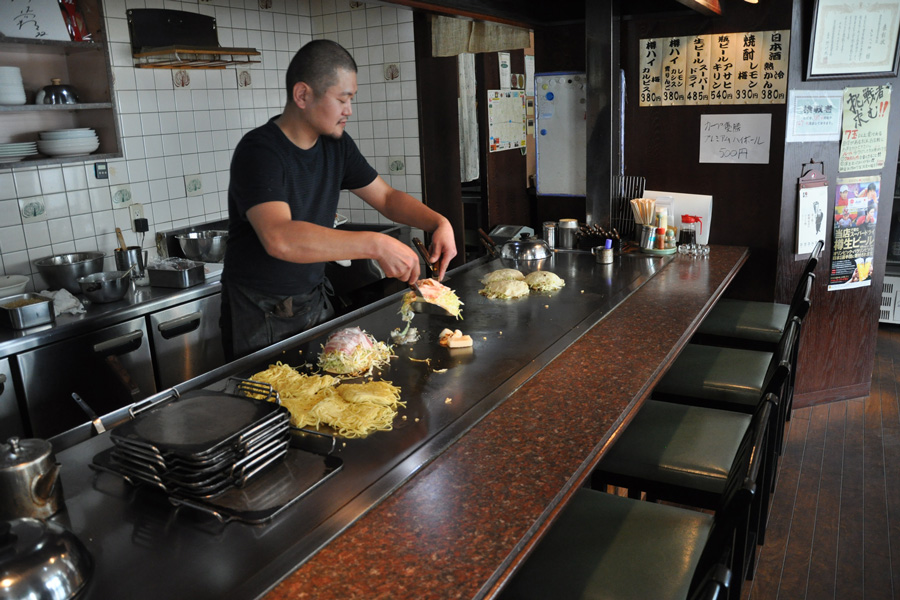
[77,271,130,303]
[176,230,228,262]
[34,252,105,294]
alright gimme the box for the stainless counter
[52,251,671,600]
[0,276,222,360]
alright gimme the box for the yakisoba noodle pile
[250,362,404,438]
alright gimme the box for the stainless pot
[0,517,92,600]
[0,437,63,520]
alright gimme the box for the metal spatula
[411,237,448,282]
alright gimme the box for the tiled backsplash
[0,0,421,291]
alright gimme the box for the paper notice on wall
[759,30,789,104]
[487,90,526,152]
[786,90,843,142]
[699,113,772,164]
[498,52,511,90]
[839,84,892,173]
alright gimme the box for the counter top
[51,247,747,600]
[0,274,221,358]
[265,245,748,599]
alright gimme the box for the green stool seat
[654,344,771,410]
[696,299,788,345]
[598,400,752,495]
[500,489,713,600]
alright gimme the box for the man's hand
[428,220,457,281]
[373,234,421,284]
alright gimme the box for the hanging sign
[796,161,828,254]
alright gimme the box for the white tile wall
[0,0,421,291]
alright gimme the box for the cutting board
[643,190,713,245]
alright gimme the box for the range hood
[127,9,260,69]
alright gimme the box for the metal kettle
[0,437,63,520]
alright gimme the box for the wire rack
[610,175,646,242]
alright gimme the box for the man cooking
[221,40,456,361]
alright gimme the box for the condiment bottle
[678,215,701,247]
[655,227,666,250]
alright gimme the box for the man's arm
[246,201,422,283]
[351,175,457,280]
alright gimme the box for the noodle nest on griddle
[250,362,404,438]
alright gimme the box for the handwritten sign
[699,113,772,164]
[0,0,71,40]
[640,30,789,107]
[839,84,892,173]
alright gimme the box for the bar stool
[499,402,770,600]
[654,318,800,459]
[591,394,778,583]
[692,240,821,353]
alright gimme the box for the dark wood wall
[620,2,793,301]
[778,0,900,405]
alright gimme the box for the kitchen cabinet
[0,358,24,439]
[147,293,224,390]
[16,316,155,439]
[0,0,121,168]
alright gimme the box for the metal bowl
[77,271,130,303]
[176,230,228,263]
[34,252,105,294]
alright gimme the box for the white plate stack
[0,141,38,163]
[0,67,26,106]
[37,128,100,157]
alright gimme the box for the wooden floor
[743,324,900,599]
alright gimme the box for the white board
[643,190,713,245]
[535,72,586,197]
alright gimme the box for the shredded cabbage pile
[317,337,393,377]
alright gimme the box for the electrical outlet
[129,203,144,222]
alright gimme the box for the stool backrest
[692,398,773,593]
[788,272,815,324]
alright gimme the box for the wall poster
[838,84,892,172]
[828,175,879,291]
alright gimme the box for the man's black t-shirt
[224,117,378,295]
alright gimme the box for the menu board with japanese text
[640,30,789,107]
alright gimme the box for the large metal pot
[0,517,92,600]
[0,437,63,520]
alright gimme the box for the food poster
[828,175,879,291]
[838,84,891,173]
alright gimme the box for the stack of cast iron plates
[107,392,290,499]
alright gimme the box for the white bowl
[0,275,29,296]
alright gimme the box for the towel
[39,288,85,316]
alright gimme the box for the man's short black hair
[286,40,358,100]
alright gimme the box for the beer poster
[828,175,879,291]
